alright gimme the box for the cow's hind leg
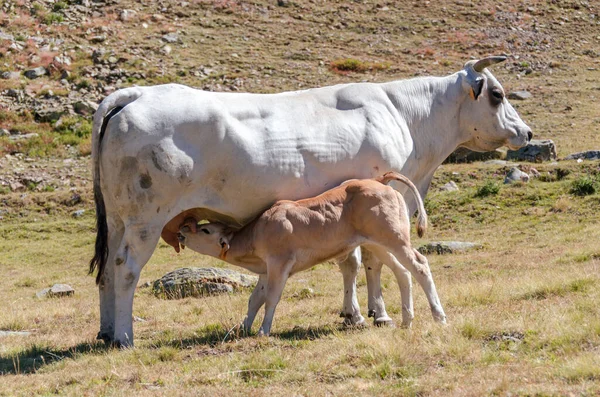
[111,222,162,347]
[338,247,365,326]
[361,248,394,327]
[97,215,125,343]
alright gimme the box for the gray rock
[9,133,39,141]
[504,167,530,184]
[73,100,98,115]
[36,284,75,298]
[0,330,32,337]
[444,147,505,164]
[119,9,137,21]
[0,128,9,137]
[1,71,20,80]
[71,209,85,218]
[508,91,532,100]
[506,139,557,163]
[10,182,25,192]
[439,181,459,192]
[162,33,179,43]
[418,241,483,255]
[35,108,66,123]
[89,35,106,43]
[564,150,600,161]
[24,67,47,79]
[484,159,508,166]
[152,267,258,299]
[161,45,172,55]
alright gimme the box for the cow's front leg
[362,247,394,327]
[338,247,365,326]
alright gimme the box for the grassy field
[1,162,599,396]
[1,0,600,395]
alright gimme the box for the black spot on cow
[139,229,148,242]
[156,206,161,214]
[140,173,153,189]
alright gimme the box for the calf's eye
[201,228,211,235]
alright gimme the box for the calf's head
[459,56,533,152]
[178,221,233,259]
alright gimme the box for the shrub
[570,176,596,196]
[330,58,390,74]
[475,181,500,198]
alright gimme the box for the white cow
[90,56,531,346]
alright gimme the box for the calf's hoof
[433,311,447,325]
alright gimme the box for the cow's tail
[89,88,143,285]
[376,171,427,238]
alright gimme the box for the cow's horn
[473,56,507,72]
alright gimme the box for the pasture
[1,0,600,395]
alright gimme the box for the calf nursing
[178,172,446,335]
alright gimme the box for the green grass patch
[474,181,500,198]
[329,58,390,74]
[518,278,595,301]
[570,176,597,196]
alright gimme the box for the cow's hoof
[342,314,366,327]
[374,316,395,328]
[96,331,113,344]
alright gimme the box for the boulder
[417,241,482,255]
[564,150,600,161]
[24,67,47,79]
[36,284,75,298]
[444,148,505,164]
[506,139,557,163]
[504,167,530,184]
[152,267,258,299]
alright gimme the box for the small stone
[24,67,47,79]
[107,56,118,64]
[9,133,39,141]
[508,91,532,100]
[133,316,147,322]
[0,330,32,337]
[484,159,508,166]
[439,181,459,192]
[10,182,26,192]
[36,284,75,299]
[162,33,179,43]
[89,35,106,43]
[1,71,20,80]
[72,209,85,218]
[504,167,530,184]
[0,128,9,137]
[119,9,137,21]
[277,0,290,6]
[73,100,98,115]
[418,241,483,255]
[161,45,172,55]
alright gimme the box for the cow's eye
[492,89,504,100]
[201,228,211,235]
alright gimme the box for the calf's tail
[89,88,143,284]
[376,171,427,238]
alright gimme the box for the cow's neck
[383,72,467,179]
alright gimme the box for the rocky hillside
[0,0,599,159]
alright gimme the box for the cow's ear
[470,78,484,100]
[219,236,230,250]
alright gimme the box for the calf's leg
[387,244,446,324]
[367,246,414,328]
[361,248,393,326]
[242,274,268,333]
[259,256,294,336]
[337,247,366,326]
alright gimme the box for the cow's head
[178,220,233,260]
[459,56,532,152]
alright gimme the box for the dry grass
[1,163,600,395]
[1,0,600,394]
